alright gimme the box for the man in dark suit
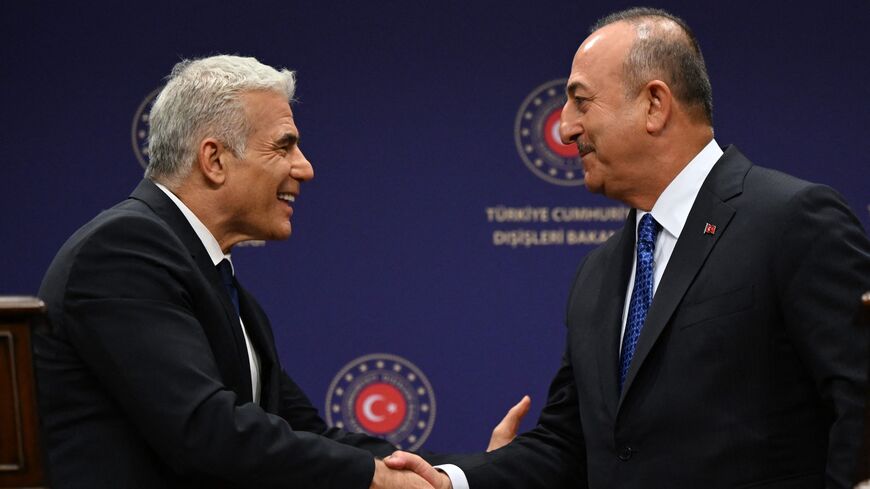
[386,7,870,489]
[34,55,438,489]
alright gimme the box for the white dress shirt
[619,138,722,346]
[154,182,262,404]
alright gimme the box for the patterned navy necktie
[216,259,240,315]
[618,213,660,391]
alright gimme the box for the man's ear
[196,138,229,186]
[643,80,672,134]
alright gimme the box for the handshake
[369,396,531,489]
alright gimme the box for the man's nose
[290,149,314,181]
[559,103,580,145]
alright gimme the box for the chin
[275,225,292,240]
[255,228,291,242]
[584,180,604,194]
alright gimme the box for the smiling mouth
[277,192,296,205]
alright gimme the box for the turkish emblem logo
[325,353,436,450]
[514,78,584,186]
[131,87,162,169]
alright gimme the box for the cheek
[600,115,637,150]
[589,112,617,140]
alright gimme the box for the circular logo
[131,87,162,169]
[325,353,436,450]
[514,78,584,186]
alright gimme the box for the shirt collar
[153,182,233,271]
[643,138,723,240]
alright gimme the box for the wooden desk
[0,297,47,489]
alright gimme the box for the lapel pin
[704,223,717,235]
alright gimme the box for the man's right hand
[383,452,452,489]
[370,458,436,489]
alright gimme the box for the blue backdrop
[2,0,868,453]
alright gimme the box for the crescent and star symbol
[361,394,399,422]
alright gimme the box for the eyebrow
[274,132,299,148]
[565,80,589,97]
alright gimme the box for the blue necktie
[216,259,240,315]
[618,213,660,390]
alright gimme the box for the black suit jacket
[35,179,396,489]
[451,146,870,488]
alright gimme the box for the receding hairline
[590,7,697,43]
[608,16,694,52]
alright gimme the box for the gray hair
[145,55,296,187]
[591,7,713,124]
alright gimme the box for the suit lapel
[596,209,638,414]
[617,146,750,405]
[129,179,254,403]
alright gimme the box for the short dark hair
[591,7,713,124]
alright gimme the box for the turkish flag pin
[704,223,717,235]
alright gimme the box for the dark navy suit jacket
[450,146,870,489]
[35,179,396,488]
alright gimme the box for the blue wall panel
[2,0,867,452]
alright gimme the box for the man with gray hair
[35,55,436,489]
[386,7,870,489]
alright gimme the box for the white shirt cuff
[435,463,469,489]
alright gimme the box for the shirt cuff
[435,463,469,489]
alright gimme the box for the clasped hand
[371,458,444,489]
[373,396,530,489]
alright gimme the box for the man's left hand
[487,395,530,452]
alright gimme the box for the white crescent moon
[551,120,561,144]
[362,394,385,422]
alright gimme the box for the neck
[625,126,713,211]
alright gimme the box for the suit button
[617,446,633,461]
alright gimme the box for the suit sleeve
[56,213,377,489]
[447,348,586,489]
[773,185,870,488]
[437,256,593,489]
[275,370,397,458]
